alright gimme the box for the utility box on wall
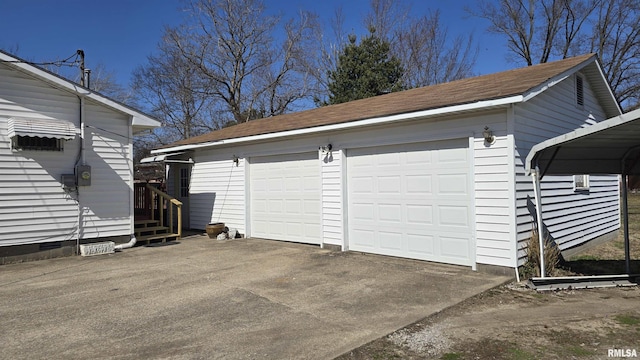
[61,174,76,188]
[76,165,91,186]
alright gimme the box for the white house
[0,50,160,264]
[151,54,622,274]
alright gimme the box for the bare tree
[470,0,640,109]
[132,36,216,143]
[364,0,477,87]
[166,0,320,124]
[310,7,352,105]
[395,11,477,87]
[590,0,640,107]
[85,63,134,104]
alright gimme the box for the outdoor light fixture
[319,144,333,153]
[232,155,239,166]
[483,126,495,144]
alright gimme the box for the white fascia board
[152,95,523,154]
[524,107,640,174]
[522,74,570,102]
[591,59,623,115]
[522,58,591,102]
[1,52,161,129]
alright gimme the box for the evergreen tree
[325,28,404,105]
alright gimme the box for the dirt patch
[337,194,640,359]
[337,284,640,359]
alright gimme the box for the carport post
[532,167,546,278]
[622,174,631,274]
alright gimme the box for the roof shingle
[162,53,596,149]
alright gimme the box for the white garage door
[347,139,473,266]
[250,152,321,244]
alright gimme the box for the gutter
[152,95,524,155]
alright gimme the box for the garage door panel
[351,229,375,248]
[407,205,433,224]
[379,232,403,251]
[407,175,432,194]
[250,152,321,244]
[348,139,472,266]
[408,233,434,254]
[438,174,468,194]
[439,206,470,227]
[440,235,471,259]
[378,203,402,223]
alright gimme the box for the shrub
[521,230,561,278]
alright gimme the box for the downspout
[117,115,137,251]
[532,165,546,278]
[114,236,137,250]
[74,95,86,254]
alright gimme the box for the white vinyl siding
[514,74,620,264]
[190,149,245,232]
[321,148,343,247]
[0,65,80,246]
[79,101,132,239]
[0,64,134,246]
[473,118,514,267]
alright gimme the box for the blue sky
[1,0,510,90]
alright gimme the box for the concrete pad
[0,236,509,359]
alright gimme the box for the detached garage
[151,54,623,274]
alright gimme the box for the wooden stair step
[135,220,160,228]
[135,219,159,225]
[135,226,169,234]
[137,233,180,244]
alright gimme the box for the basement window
[576,74,585,106]
[12,136,64,152]
[574,174,589,192]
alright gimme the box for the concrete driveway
[0,236,509,359]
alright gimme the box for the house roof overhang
[526,107,640,177]
[140,151,194,164]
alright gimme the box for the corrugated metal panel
[8,117,75,139]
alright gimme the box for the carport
[526,108,640,280]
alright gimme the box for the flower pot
[205,222,225,239]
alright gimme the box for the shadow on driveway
[0,236,509,359]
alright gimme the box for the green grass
[441,353,462,360]
[508,347,537,360]
[566,345,596,356]
[615,314,640,326]
[572,254,601,261]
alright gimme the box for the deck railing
[148,184,182,238]
[134,183,182,238]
